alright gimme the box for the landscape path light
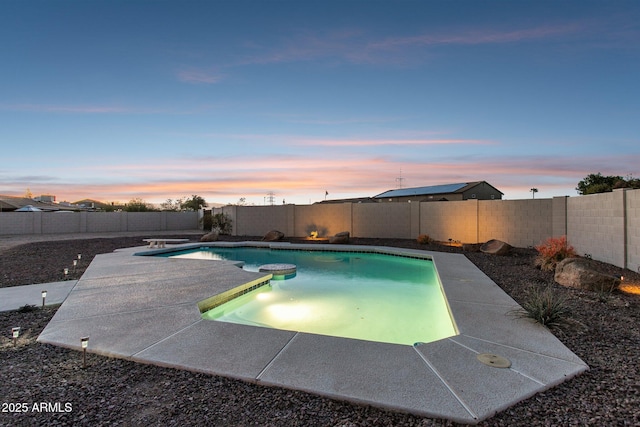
[42,290,47,307]
[73,259,78,270]
[12,327,20,347]
[63,268,69,279]
[81,336,89,369]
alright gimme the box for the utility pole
[395,168,405,189]
[266,191,276,206]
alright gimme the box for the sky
[1,1,639,206]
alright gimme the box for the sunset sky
[2,1,639,206]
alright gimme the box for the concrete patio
[37,242,588,424]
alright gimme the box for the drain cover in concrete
[477,353,511,368]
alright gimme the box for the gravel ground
[1,235,639,426]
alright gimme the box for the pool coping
[37,242,588,424]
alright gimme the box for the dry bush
[534,235,576,271]
[416,234,432,245]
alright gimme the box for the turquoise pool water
[163,247,457,345]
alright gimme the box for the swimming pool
[39,242,588,423]
[160,247,457,345]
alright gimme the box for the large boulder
[554,258,620,292]
[329,231,350,244]
[262,230,285,242]
[480,239,512,256]
[200,229,219,242]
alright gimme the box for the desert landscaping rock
[480,239,513,256]
[328,231,350,244]
[200,230,220,242]
[262,230,285,241]
[554,257,621,292]
[1,235,639,426]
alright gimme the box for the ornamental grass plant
[514,285,575,332]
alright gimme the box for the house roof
[373,181,503,199]
[0,195,66,211]
[14,204,43,212]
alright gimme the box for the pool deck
[37,242,588,424]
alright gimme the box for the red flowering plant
[534,235,576,271]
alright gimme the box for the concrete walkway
[0,280,77,312]
[37,241,588,424]
[0,230,202,311]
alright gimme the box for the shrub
[416,234,432,245]
[514,286,573,330]
[534,235,576,271]
[211,213,232,235]
[202,213,213,231]
[18,304,38,313]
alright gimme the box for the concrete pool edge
[37,242,588,424]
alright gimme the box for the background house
[0,195,60,212]
[373,181,503,203]
[0,195,84,212]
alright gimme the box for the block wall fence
[216,188,640,272]
[0,211,199,235]
[1,190,637,272]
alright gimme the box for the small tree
[124,198,156,212]
[211,213,232,234]
[181,195,206,211]
[160,198,183,211]
[576,173,640,195]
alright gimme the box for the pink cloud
[13,152,639,205]
[177,69,224,84]
[368,23,584,50]
[229,22,585,68]
[290,138,494,147]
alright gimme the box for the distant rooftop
[374,182,474,199]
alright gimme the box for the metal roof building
[374,181,503,202]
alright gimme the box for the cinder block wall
[0,212,40,234]
[479,199,553,248]
[353,203,412,238]
[233,205,291,237]
[86,212,123,232]
[567,190,626,267]
[294,204,351,238]
[126,212,162,231]
[626,190,640,273]
[222,190,640,270]
[5,190,639,270]
[165,211,199,230]
[420,200,478,244]
[552,196,568,237]
[0,211,199,235]
[41,212,82,233]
